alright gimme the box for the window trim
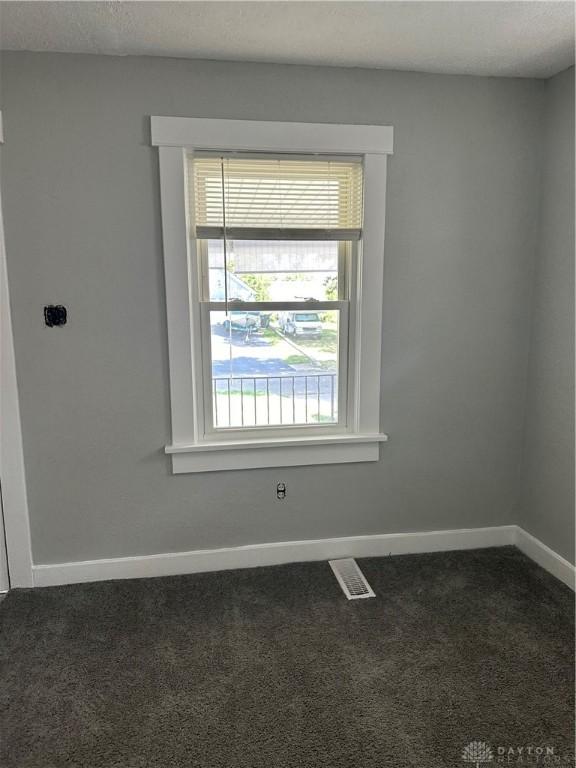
[153,117,393,473]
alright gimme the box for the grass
[285,355,336,372]
[285,354,311,366]
[316,360,338,371]
[260,327,282,345]
[310,413,337,423]
[294,328,338,355]
[215,386,266,397]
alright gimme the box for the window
[153,117,393,472]
[193,155,361,432]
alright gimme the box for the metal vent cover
[329,558,375,600]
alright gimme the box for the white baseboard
[515,527,575,590]
[27,525,576,592]
[32,525,517,588]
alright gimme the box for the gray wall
[0,53,544,565]
[520,67,575,564]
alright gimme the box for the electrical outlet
[44,305,67,327]
[276,482,286,500]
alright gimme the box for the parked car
[279,312,322,337]
[210,270,262,334]
[222,311,261,332]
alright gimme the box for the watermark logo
[461,741,570,764]
[462,742,494,767]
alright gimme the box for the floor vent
[329,558,375,600]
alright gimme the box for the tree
[241,273,272,301]
[323,275,338,300]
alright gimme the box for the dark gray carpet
[0,546,573,768]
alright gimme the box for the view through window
[205,239,342,428]
[191,155,363,431]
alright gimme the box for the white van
[279,312,322,337]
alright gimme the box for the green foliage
[285,354,311,366]
[311,413,336,423]
[297,328,338,356]
[241,273,272,301]
[323,276,338,300]
[260,327,281,345]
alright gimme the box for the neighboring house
[209,268,256,301]
[210,269,260,332]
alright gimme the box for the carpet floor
[0,546,573,768]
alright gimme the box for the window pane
[203,239,345,302]
[209,309,341,428]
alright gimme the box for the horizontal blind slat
[196,226,361,241]
[190,155,364,233]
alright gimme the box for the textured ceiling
[0,1,574,78]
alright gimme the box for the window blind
[190,155,363,241]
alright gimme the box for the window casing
[152,117,393,473]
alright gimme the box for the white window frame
[152,117,393,473]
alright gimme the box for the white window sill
[165,433,388,473]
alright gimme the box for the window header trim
[151,116,394,155]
